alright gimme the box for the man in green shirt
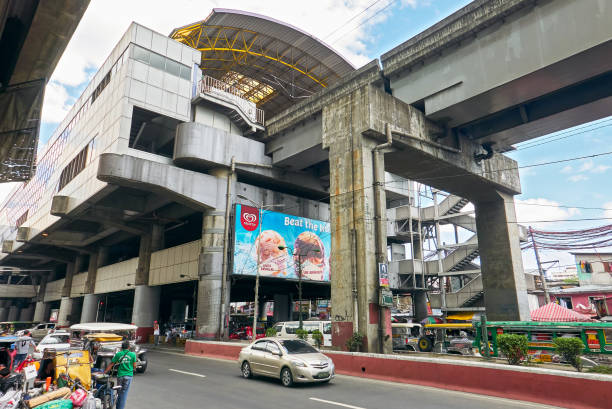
[105,340,137,409]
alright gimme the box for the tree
[311,330,323,348]
[497,334,528,365]
[554,337,584,372]
[346,332,364,352]
[296,328,308,341]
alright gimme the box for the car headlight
[291,360,307,368]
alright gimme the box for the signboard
[378,263,389,287]
[233,204,331,281]
[379,289,393,307]
[49,309,59,323]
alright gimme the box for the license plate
[316,372,329,379]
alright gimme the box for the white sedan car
[33,332,70,359]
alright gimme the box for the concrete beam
[97,153,220,210]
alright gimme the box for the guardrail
[198,76,265,125]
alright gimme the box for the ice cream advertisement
[232,204,331,282]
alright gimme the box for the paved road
[129,349,559,409]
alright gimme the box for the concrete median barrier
[185,340,611,409]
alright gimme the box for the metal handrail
[198,76,265,125]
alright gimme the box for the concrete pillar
[33,301,48,323]
[322,91,392,353]
[273,294,290,322]
[474,191,530,321]
[19,304,34,321]
[413,291,429,321]
[57,297,74,327]
[81,294,101,323]
[196,206,225,339]
[81,248,106,323]
[132,225,163,341]
[7,305,19,321]
[0,301,9,322]
[58,261,76,327]
[132,285,160,343]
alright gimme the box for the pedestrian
[105,340,137,409]
[14,333,35,368]
[153,321,160,346]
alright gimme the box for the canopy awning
[446,312,474,321]
[531,302,596,322]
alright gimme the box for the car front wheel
[280,367,293,387]
[241,361,252,379]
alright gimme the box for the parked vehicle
[69,323,148,373]
[473,320,612,363]
[0,322,38,336]
[33,331,70,359]
[271,321,332,346]
[391,323,423,351]
[423,323,476,355]
[238,337,334,387]
[28,322,56,341]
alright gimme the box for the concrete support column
[0,301,9,322]
[81,294,102,323]
[19,304,34,321]
[474,191,530,321]
[413,291,429,321]
[7,305,19,321]
[322,91,391,353]
[33,276,48,323]
[196,206,225,339]
[33,301,49,323]
[80,247,107,323]
[58,261,76,327]
[132,226,163,342]
[273,294,290,322]
[132,285,161,343]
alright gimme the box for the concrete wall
[44,279,64,302]
[0,285,36,298]
[70,272,88,298]
[94,257,138,294]
[194,105,244,136]
[149,240,199,285]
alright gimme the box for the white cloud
[578,160,594,172]
[41,81,72,123]
[568,174,588,182]
[592,165,611,174]
[560,165,573,174]
[515,198,580,229]
[604,202,612,219]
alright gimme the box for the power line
[323,0,387,40]
[514,119,612,151]
[328,0,397,44]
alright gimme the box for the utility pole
[529,226,550,303]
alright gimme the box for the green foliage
[346,332,364,352]
[296,328,308,340]
[311,330,323,348]
[587,365,612,374]
[554,337,584,372]
[497,334,528,365]
[265,327,277,337]
[562,278,579,285]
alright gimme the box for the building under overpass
[0,0,90,182]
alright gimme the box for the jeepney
[391,323,422,351]
[423,323,476,355]
[473,321,612,363]
[69,323,148,373]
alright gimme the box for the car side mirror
[274,350,282,356]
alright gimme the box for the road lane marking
[309,397,365,409]
[169,369,206,378]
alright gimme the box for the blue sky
[14,0,612,273]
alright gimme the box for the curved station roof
[170,9,355,117]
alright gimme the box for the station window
[57,138,96,191]
[132,45,191,80]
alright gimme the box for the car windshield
[44,335,69,344]
[279,339,318,354]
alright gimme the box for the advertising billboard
[233,204,331,282]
